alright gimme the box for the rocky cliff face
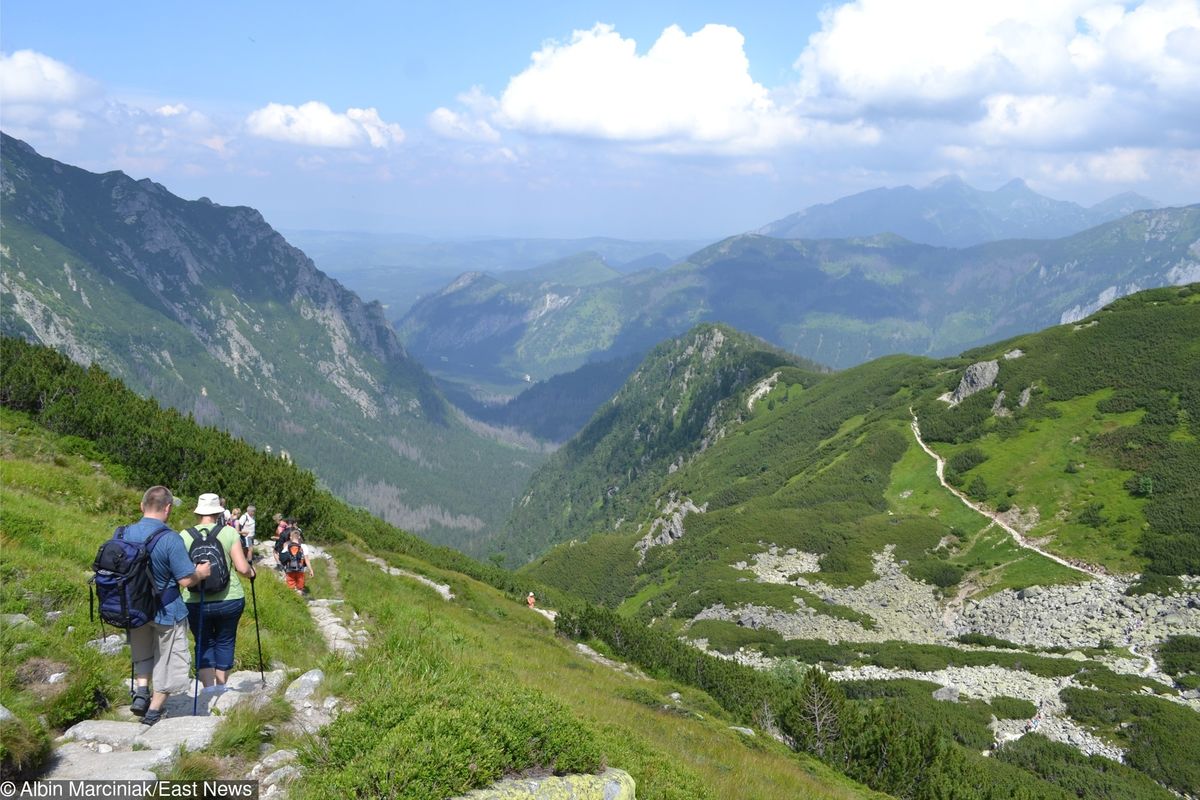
[0,134,535,550]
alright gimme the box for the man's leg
[143,619,192,723]
[128,624,154,715]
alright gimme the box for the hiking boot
[130,688,151,717]
[140,708,165,727]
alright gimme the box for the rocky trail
[909,410,1097,579]
[908,410,1163,679]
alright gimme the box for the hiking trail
[909,410,1160,678]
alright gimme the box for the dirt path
[909,410,1097,578]
[909,410,1161,677]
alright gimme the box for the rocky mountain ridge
[0,132,537,551]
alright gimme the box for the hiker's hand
[195,561,213,579]
[249,567,256,581]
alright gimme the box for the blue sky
[3,1,1198,239]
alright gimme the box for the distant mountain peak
[757,176,1161,247]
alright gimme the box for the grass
[209,696,293,757]
[935,390,1147,572]
[0,409,324,776]
[299,545,881,800]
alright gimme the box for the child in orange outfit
[281,530,313,593]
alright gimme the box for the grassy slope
[524,286,1200,616]
[0,408,322,774]
[0,409,877,799]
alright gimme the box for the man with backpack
[182,494,256,692]
[105,487,211,726]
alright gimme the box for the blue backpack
[90,525,181,629]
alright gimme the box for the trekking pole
[249,571,266,685]
[193,588,205,716]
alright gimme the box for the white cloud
[429,107,500,141]
[793,0,1200,148]
[0,50,96,105]
[245,101,404,148]
[156,103,189,117]
[491,23,807,152]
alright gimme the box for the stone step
[42,743,174,780]
[62,715,222,753]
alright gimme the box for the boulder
[950,361,1000,405]
[285,669,325,708]
[0,704,14,723]
[933,686,960,703]
[87,634,126,655]
[449,768,636,800]
[1017,587,1041,600]
[730,726,756,737]
[2,613,35,629]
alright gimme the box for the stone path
[362,553,455,600]
[257,541,368,657]
[42,669,285,780]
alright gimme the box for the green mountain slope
[0,345,880,800]
[517,285,1200,797]
[497,325,815,565]
[523,284,1200,603]
[399,206,1200,377]
[0,133,537,555]
[757,176,1159,246]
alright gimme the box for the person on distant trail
[181,493,256,692]
[238,505,257,562]
[125,486,211,727]
[280,529,313,594]
[527,592,536,609]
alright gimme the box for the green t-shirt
[180,522,246,603]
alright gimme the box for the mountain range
[0,132,536,554]
[757,176,1159,247]
[399,206,1200,382]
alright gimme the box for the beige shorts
[129,618,191,695]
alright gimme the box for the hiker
[229,508,243,531]
[273,519,293,570]
[182,493,256,691]
[280,529,313,594]
[220,498,233,525]
[527,592,536,609]
[238,505,257,561]
[124,487,212,726]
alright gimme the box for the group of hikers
[91,486,313,727]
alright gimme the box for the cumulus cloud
[442,23,833,154]
[0,50,97,105]
[794,0,1200,148]
[245,101,404,148]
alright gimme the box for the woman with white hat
[182,492,256,690]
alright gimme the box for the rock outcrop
[450,768,636,800]
[947,360,1000,405]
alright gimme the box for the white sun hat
[194,493,225,515]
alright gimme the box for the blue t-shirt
[122,516,195,625]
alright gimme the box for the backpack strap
[144,524,181,609]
